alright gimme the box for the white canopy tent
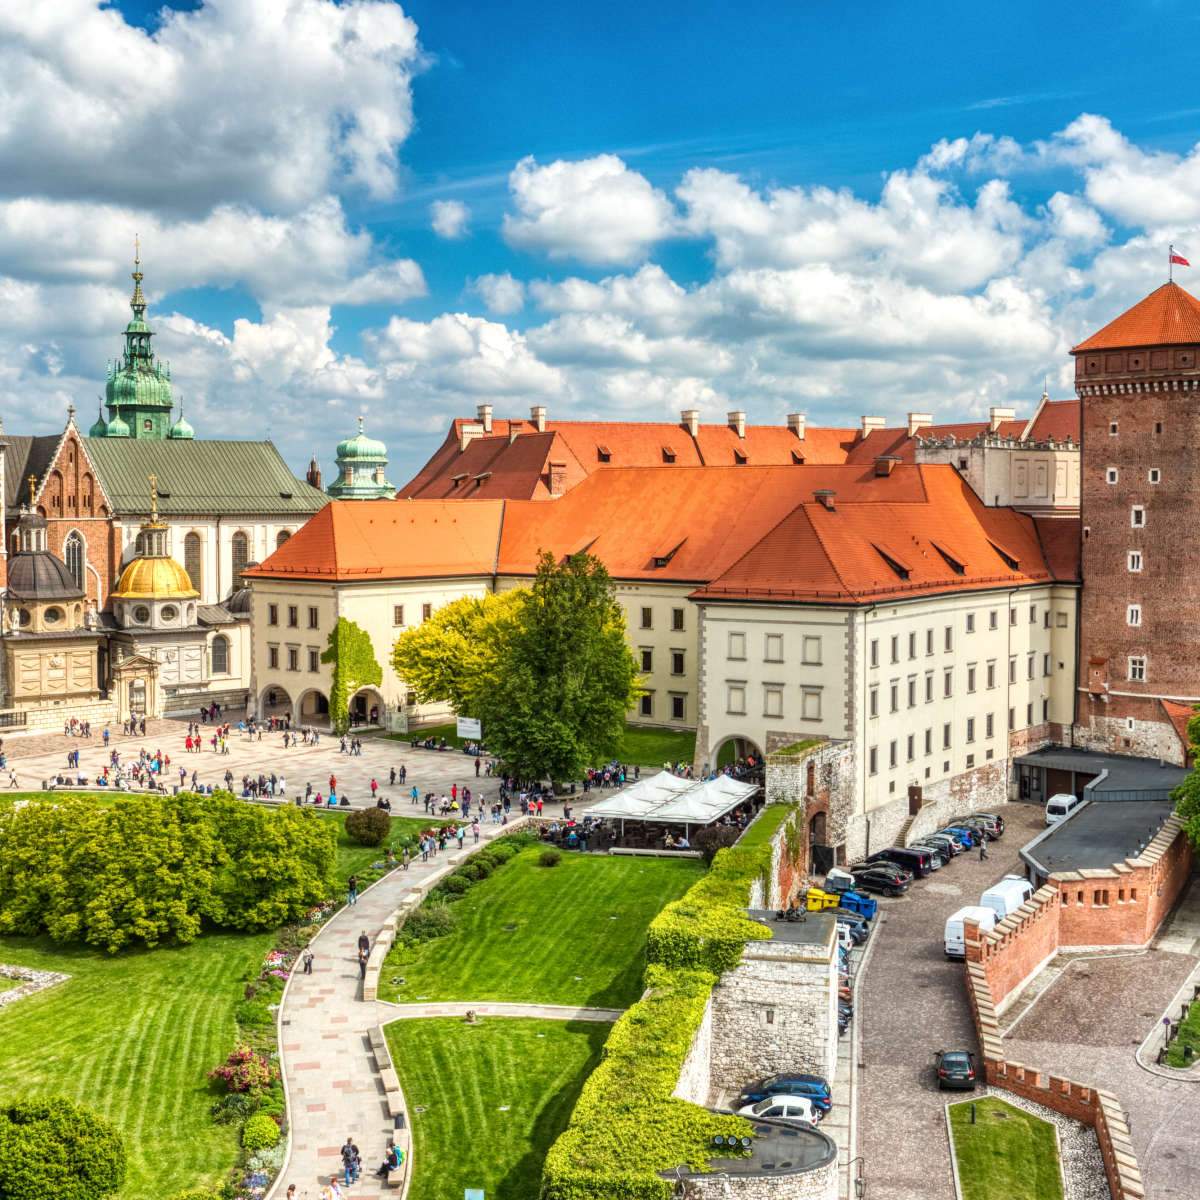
[586,772,758,830]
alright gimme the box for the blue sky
[3,1,1200,480]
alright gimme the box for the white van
[979,876,1034,921]
[1045,792,1084,826]
[944,905,996,959]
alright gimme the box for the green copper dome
[167,400,195,440]
[89,406,109,438]
[104,411,131,438]
[335,417,388,461]
[327,416,395,500]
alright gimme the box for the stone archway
[712,734,764,771]
[298,688,331,726]
[259,685,292,720]
[348,687,385,728]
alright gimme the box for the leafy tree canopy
[393,553,639,781]
[0,1096,126,1200]
[1174,707,1200,850]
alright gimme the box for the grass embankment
[379,848,702,1007]
[1165,998,1200,1067]
[0,931,273,1200]
[387,1018,608,1200]
[948,1097,1064,1200]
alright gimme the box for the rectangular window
[870,638,879,668]
[1129,656,1147,682]
[943,668,952,698]
[308,606,319,629]
[641,606,653,629]
[925,673,934,703]
[287,605,298,628]
[1105,467,1118,484]
[422,603,432,621]
[869,687,879,718]
[640,692,653,717]
[944,625,953,652]
[287,646,298,671]
[802,689,821,721]
[802,636,822,665]
[966,753,975,769]
[890,635,899,664]
[268,645,279,669]
[1043,653,1052,676]
[1009,657,1017,684]
[1127,604,1142,627]
[966,613,975,633]
[764,633,783,662]
[924,728,932,755]
[907,677,917,707]
[671,608,685,631]
[989,610,998,630]
[1056,611,1068,628]
[1131,505,1145,528]
[1027,653,1036,679]
[764,687,783,718]
[906,733,915,762]
[728,631,746,660]
[726,684,746,715]
[908,631,917,659]
[967,665,976,693]
[1008,706,1015,730]
[986,661,996,689]
[1010,608,1018,627]
[1128,551,1143,572]
[1149,468,1161,484]
[869,746,878,775]
[890,682,899,713]
[1029,604,1036,624]
[393,605,405,626]
[1042,698,1049,722]
[1026,702,1034,725]
[671,694,685,721]
[671,650,685,675]
[966,717,975,743]
[1109,420,1118,436]
[985,713,994,738]
[926,628,934,655]
[641,648,653,672]
[308,648,319,673]
[889,741,897,769]
[268,603,278,626]
[942,722,951,749]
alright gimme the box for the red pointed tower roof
[1073,282,1200,353]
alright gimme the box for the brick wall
[967,887,1060,1013]
[744,803,807,910]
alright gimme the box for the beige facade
[614,581,698,730]
[915,437,1080,514]
[696,582,1078,808]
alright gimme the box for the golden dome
[112,555,199,600]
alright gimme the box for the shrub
[539,848,562,868]
[401,905,457,944]
[241,1113,280,1152]
[458,859,493,881]
[208,1045,276,1094]
[692,825,741,864]
[441,874,471,895]
[234,998,274,1029]
[344,807,391,847]
[0,1096,126,1200]
[485,841,518,864]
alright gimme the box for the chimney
[680,408,699,437]
[874,455,900,477]
[548,460,567,497]
[728,410,746,439]
[989,406,1015,432]
[477,403,493,434]
[531,405,547,433]
[861,415,885,436]
[787,413,806,440]
[813,489,836,511]
[907,412,932,438]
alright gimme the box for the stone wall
[0,696,117,734]
[1072,710,1186,765]
[744,804,806,911]
[765,737,854,870]
[672,994,713,1106]
[679,1156,838,1200]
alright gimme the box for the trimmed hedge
[0,1096,126,1200]
[241,1113,280,1152]
[541,803,801,1200]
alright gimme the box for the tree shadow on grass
[490,1020,610,1200]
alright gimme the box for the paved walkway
[378,1001,623,1022]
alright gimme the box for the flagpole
[1170,243,1174,284]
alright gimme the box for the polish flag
[1171,250,1190,267]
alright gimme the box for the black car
[735,1073,832,1113]
[834,912,870,943]
[934,1049,977,1090]
[908,842,949,868]
[863,846,936,877]
[846,865,910,896]
[920,833,962,859]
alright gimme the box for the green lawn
[379,848,702,1007]
[386,1018,608,1200]
[326,811,454,890]
[0,930,273,1200]
[948,1098,1064,1200]
[1165,998,1200,1067]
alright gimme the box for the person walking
[472,818,480,844]
[358,930,370,958]
[979,839,989,862]
[401,845,411,871]
[347,874,359,906]
[302,947,314,974]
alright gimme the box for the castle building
[1072,281,1200,761]
[325,417,395,499]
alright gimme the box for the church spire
[131,235,146,318]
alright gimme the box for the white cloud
[503,154,677,265]
[471,272,525,315]
[0,0,422,215]
[431,199,470,240]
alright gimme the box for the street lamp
[846,1156,867,1198]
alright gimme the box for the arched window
[276,529,292,549]
[63,531,85,590]
[231,531,249,589]
[184,532,203,594]
[211,635,229,675]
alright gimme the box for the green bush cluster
[401,905,458,945]
[423,834,531,906]
[344,806,392,846]
[240,1114,280,1152]
[542,804,800,1200]
[0,792,337,952]
[0,1096,126,1200]
[539,848,562,868]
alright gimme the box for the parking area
[856,802,1048,1200]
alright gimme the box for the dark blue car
[735,1073,832,1114]
[939,825,981,848]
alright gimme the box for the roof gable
[1073,282,1200,352]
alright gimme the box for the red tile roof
[1032,516,1081,582]
[246,499,505,581]
[1161,700,1196,755]
[1026,399,1079,443]
[1072,282,1200,352]
[692,467,1057,604]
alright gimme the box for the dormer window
[931,541,966,575]
[872,543,911,580]
[661,446,676,463]
[733,448,747,464]
[597,445,612,463]
[791,450,804,465]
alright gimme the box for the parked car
[940,825,982,848]
[846,865,910,896]
[738,1094,823,1124]
[1045,792,1084,826]
[944,905,997,958]
[850,860,913,884]
[958,815,1003,841]
[735,1073,831,1112]
[920,832,962,859]
[907,842,948,868]
[970,811,1006,837]
[863,846,936,877]
[834,912,870,943]
[934,1049,978,1090]
[980,876,1034,920]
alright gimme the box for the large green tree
[393,553,639,781]
[1173,708,1200,850]
[321,616,383,734]
[0,1097,125,1200]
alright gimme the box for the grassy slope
[0,931,272,1200]
[379,848,702,1008]
[387,1018,609,1200]
[948,1098,1064,1200]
